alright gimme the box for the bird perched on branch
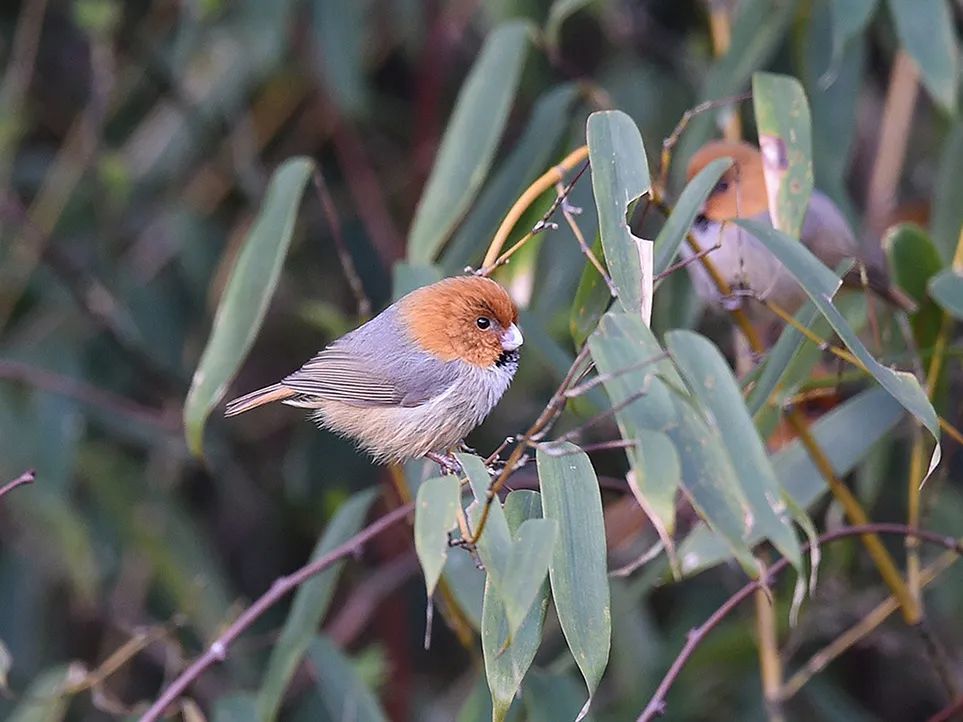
[680,140,915,315]
[225,276,522,467]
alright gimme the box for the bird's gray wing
[282,308,461,407]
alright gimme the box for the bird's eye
[713,179,730,195]
[475,317,491,330]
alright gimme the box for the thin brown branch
[312,169,372,319]
[637,523,963,722]
[140,501,414,722]
[0,469,35,500]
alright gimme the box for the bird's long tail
[224,383,294,417]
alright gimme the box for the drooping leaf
[184,157,314,457]
[738,217,940,483]
[414,476,461,598]
[678,387,906,575]
[887,0,958,113]
[570,232,612,347]
[307,636,388,722]
[587,312,757,571]
[406,21,532,262]
[501,519,557,637]
[752,72,813,239]
[666,330,802,572]
[257,489,378,722]
[586,111,651,316]
[522,668,595,722]
[483,491,552,722]
[536,444,610,720]
[653,157,731,275]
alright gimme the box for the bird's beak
[500,323,523,351]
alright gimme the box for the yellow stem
[481,146,589,270]
[755,585,785,722]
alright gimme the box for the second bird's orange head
[398,276,521,367]
[687,140,769,221]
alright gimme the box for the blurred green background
[1,0,962,720]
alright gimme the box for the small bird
[680,140,915,314]
[225,276,522,467]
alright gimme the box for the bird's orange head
[687,140,768,221]
[398,276,522,367]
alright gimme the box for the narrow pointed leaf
[588,312,757,571]
[522,669,595,722]
[502,518,557,637]
[679,388,905,574]
[537,444,610,720]
[307,636,388,722]
[653,158,731,275]
[739,218,941,482]
[570,232,611,347]
[545,0,594,51]
[443,84,580,272]
[257,489,377,722]
[586,111,651,316]
[887,0,958,113]
[931,121,963,261]
[885,223,945,348]
[666,330,802,571]
[483,491,551,722]
[828,0,878,70]
[414,476,461,597]
[458,453,512,594]
[752,72,813,238]
[184,157,314,457]
[406,21,531,262]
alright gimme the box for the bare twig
[0,469,35,500]
[140,502,414,722]
[312,170,372,319]
[554,179,616,294]
[637,523,963,722]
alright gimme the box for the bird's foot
[721,288,756,311]
[426,451,462,476]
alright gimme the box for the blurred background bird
[680,140,916,321]
[225,276,523,467]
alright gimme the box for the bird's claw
[426,452,462,476]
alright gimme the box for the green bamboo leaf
[828,0,878,70]
[307,636,388,722]
[406,21,532,262]
[752,72,813,238]
[679,387,905,575]
[8,664,75,722]
[929,268,963,320]
[738,218,941,481]
[653,158,731,275]
[887,0,958,113]
[442,83,580,272]
[501,518,557,637]
[312,0,369,117]
[458,453,512,594]
[587,312,757,571]
[483,491,551,722]
[931,121,963,261]
[257,489,378,722]
[537,444,610,720]
[586,110,651,316]
[884,223,945,349]
[184,157,314,457]
[212,694,259,722]
[665,331,802,572]
[414,476,461,597]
